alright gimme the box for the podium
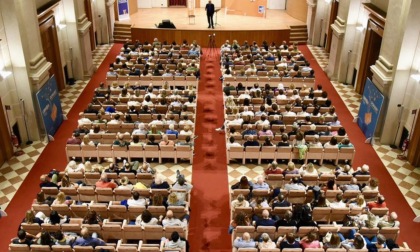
[215,8,221,27]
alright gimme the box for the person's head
[335,193,343,202]
[262,209,270,219]
[239,176,249,187]
[56,192,66,203]
[377,195,386,204]
[36,191,46,203]
[166,210,174,219]
[356,194,365,206]
[141,209,152,223]
[39,231,53,245]
[287,161,295,171]
[152,193,164,206]
[285,233,296,244]
[25,210,35,223]
[361,164,370,173]
[177,176,186,186]
[168,192,178,205]
[100,173,109,182]
[17,229,27,240]
[81,227,90,239]
[49,210,61,225]
[148,134,155,143]
[353,235,365,249]
[242,232,251,241]
[281,133,288,142]
[261,232,270,243]
[338,127,346,136]
[329,232,340,246]
[132,191,140,200]
[329,136,338,145]
[369,178,379,188]
[327,179,336,190]
[307,231,318,242]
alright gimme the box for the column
[326,16,346,80]
[0,0,52,142]
[63,0,93,80]
[306,0,317,44]
[377,0,419,144]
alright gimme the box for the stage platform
[122,8,305,46]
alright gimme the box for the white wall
[152,0,168,8]
[138,0,152,8]
[267,0,285,10]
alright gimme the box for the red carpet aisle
[0,44,122,250]
[298,46,420,250]
[188,48,232,251]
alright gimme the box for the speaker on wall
[157,19,176,29]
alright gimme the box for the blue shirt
[233,238,256,248]
[166,129,179,137]
[72,237,106,248]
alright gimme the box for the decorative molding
[29,57,52,86]
[378,55,393,71]
[306,0,316,8]
[77,14,92,35]
[107,0,116,7]
[331,17,346,38]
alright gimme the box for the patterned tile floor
[307,45,420,216]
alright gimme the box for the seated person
[253,176,270,190]
[72,227,106,248]
[277,233,300,250]
[161,231,186,252]
[233,232,256,249]
[255,209,276,227]
[161,210,189,227]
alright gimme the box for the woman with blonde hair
[52,192,72,205]
[21,210,43,226]
[119,176,133,189]
[167,192,186,207]
[347,194,366,208]
[300,162,319,176]
[283,161,299,175]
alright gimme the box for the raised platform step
[114,30,131,36]
[114,22,132,28]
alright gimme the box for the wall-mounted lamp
[356,25,365,32]
[325,0,332,4]
[410,74,420,82]
[58,23,67,30]
[0,67,11,81]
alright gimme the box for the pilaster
[326,17,346,80]
[306,0,317,44]
[0,0,52,142]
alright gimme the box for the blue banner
[36,76,63,137]
[118,0,129,16]
[357,78,384,140]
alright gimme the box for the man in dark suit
[205,0,215,29]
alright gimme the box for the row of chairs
[230,188,378,207]
[262,173,374,190]
[79,132,193,144]
[21,217,187,243]
[82,113,195,125]
[11,231,181,252]
[233,246,411,252]
[40,186,188,204]
[232,225,400,244]
[65,144,193,164]
[106,75,197,88]
[227,146,355,165]
[223,76,314,89]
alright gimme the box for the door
[0,98,14,165]
[84,0,96,51]
[39,16,65,91]
[407,111,420,166]
[325,0,339,52]
[355,18,383,94]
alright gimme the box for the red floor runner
[188,48,232,252]
[299,45,419,250]
[0,44,122,250]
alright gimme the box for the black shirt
[205,2,215,14]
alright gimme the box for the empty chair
[51,204,72,217]
[330,207,350,224]
[70,204,89,218]
[302,174,319,186]
[114,188,133,201]
[287,190,306,204]
[337,147,355,164]
[32,204,51,216]
[122,221,144,242]
[113,145,130,162]
[51,245,73,252]
[379,227,400,241]
[228,146,244,164]
[160,145,176,163]
[77,186,96,203]
[322,148,339,165]
[97,144,113,163]
[108,204,128,221]
[312,207,331,224]
[281,249,302,252]
[336,175,352,186]
[266,174,284,188]
[8,244,30,252]
[143,145,159,162]
[102,222,123,242]
[128,145,144,162]
[84,173,101,186]
[277,226,297,237]
[81,145,98,162]
[20,223,41,236]
[66,144,82,161]
[305,146,323,164]
[73,246,95,252]
[143,225,165,241]
[260,146,276,162]
[41,187,59,199]
[296,226,318,238]
[325,249,346,252]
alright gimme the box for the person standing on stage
[205,0,215,29]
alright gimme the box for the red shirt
[265,168,284,175]
[95,181,117,189]
[367,201,387,210]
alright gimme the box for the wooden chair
[244,146,261,164]
[260,146,276,162]
[228,146,244,164]
[321,147,339,165]
[66,144,82,161]
[175,145,193,164]
[160,145,176,163]
[337,147,355,164]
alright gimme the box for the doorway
[0,98,14,165]
[39,15,65,91]
[84,0,96,51]
[355,17,384,94]
[325,0,339,52]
